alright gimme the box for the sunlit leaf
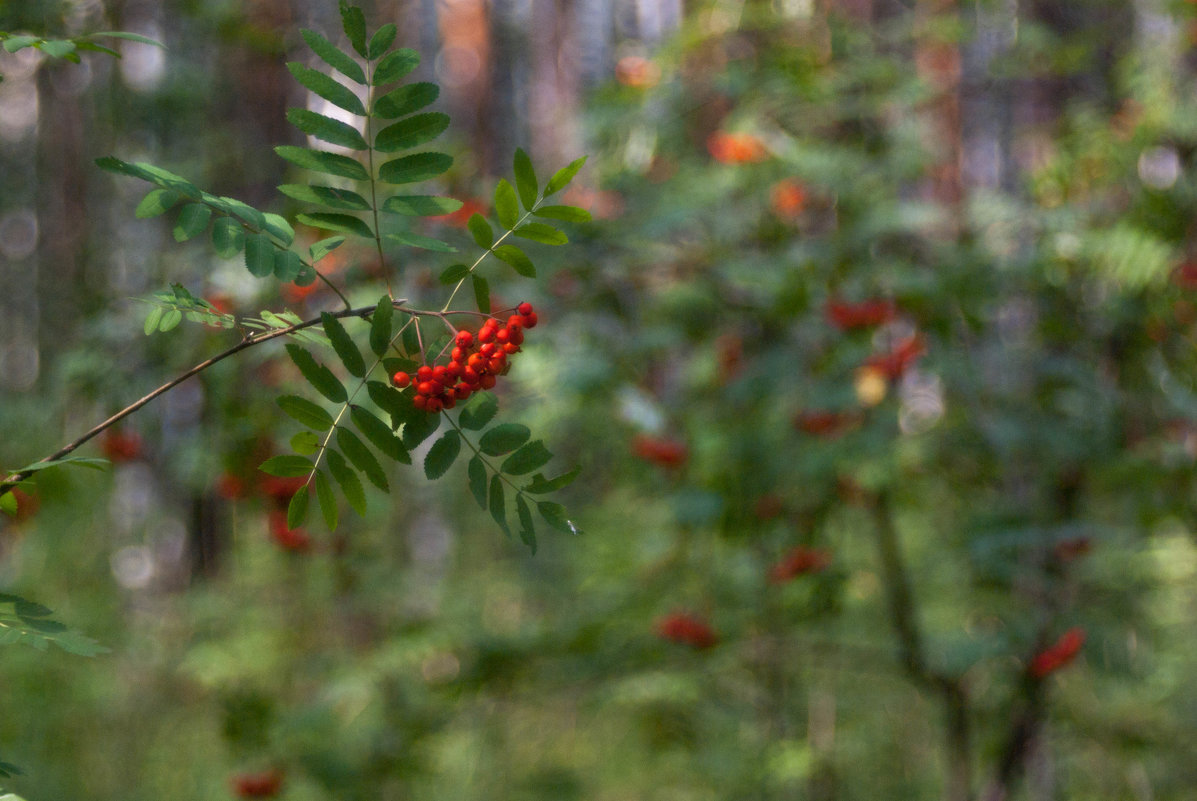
[309,235,347,262]
[384,231,456,252]
[135,188,181,219]
[366,23,397,59]
[513,148,538,210]
[338,1,368,56]
[494,179,519,229]
[544,155,587,195]
[280,184,370,211]
[533,204,591,222]
[211,217,245,258]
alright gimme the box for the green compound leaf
[480,424,531,456]
[538,501,579,534]
[472,275,490,313]
[367,23,398,59]
[513,222,567,246]
[286,343,348,403]
[287,484,310,529]
[381,195,462,216]
[135,188,181,218]
[95,157,200,196]
[309,235,346,262]
[522,466,580,494]
[373,48,419,84]
[384,231,456,253]
[274,249,304,281]
[278,394,335,430]
[492,244,535,278]
[244,233,275,278]
[378,152,454,185]
[545,155,587,196]
[172,202,211,241]
[467,213,494,249]
[286,62,365,115]
[285,108,368,150]
[458,392,498,430]
[339,0,368,56]
[143,307,163,336]
[501,440,553,475]
[211,217,245,258]
[314,468,338,531]
[280,184,371,212]
[374,82,439,119]
[516,493,537,553]
[439,263,469,284]
[533,204,592,222]
[374,112,450,152]
[369,295,393,357]
[489,474,509,535]
[296,212,374,239]
[424,429,460,480]
[468,455,487,509]
[326,448,366,515]
[351,405,410,463]
[259,454,314,478]
[275,146,370,181]
[513,148,539,210]
[322,312,366,377]
[494,179,519,229]
[301,28,365,84]
[337,427,388,491]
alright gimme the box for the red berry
[417,381,438,396]
[480,374,497,389]
[463,366,481,384]
[517,301,534,316]
[432,365,450,385]
[523,311,538,328]
[392,371,411,388]
[454,382,473,400]
[413,394,428,410]
[455,330,474,347]
[417,365,434,382]
[503,342,520,354]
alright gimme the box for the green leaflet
[378,152,454,185]
[373,48,419,84]
[468,455,487,509]
[287,485,310,529]
[314,469,339,530]
[259,454,314,478]
[337,427,388,491]
[367,24,398,59]
[286,344,348,403]
[489,474,509,535]
[300,28,366,84]
[501,440,553,475]
[351,405,410,463]
[537,501,578,534]
[494,179,519,229]
[339,1,368,56]
[513,148,539,209]
[135,188,181,218]
[381,195,462,216]
[439,263,469,284]
[172,203,211,242]
[522,466,580,494]
[295,212,374,239]
[279,184,370,212]
[533,204,592,222]
[479,424,531,456]
[309,235,346,262]
[325,448,366,515]
[374,113,450,152]
[424,429,460,480]
[285,108,368,150]
[492,245,535,278]
[275,146,370,181]
[211,217,245,258]
[384,232,456,253]
[516,493,537,553]
[472,275,490,313]
[458,392,498,430]
[286,62,366,115]
[374,82,439,118]
[545,155,587,195]
[278,395,335,430]
[513,222,567,246]
[369,296,393,357]
[244,233,275,278]
[467,214,494,249]
[322,312,367,377]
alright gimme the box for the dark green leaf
[439,263,470,284]
[0,491,16,516]
[367,23,397,59]
[533,204,592,222]
[0,757,23,776]
[538,501,579,534]
[472,275,490,313]
[516,493,537,552]
[545,155,587,195]
[275,146,370,181]
[286,343,348,403]
[489,474,509,535]
[351,405,410,463]
[480,424,531,456]
[326,448,366,515]
[459,392,498,430]
[492,244,535,277]
[278,395,335,430]
[211,217,245,258]
[309,235,347,262]
[14,599,52,617]
[322,312,366,377]
[374,113,450,152]
[339,0,368,56]
[467,213,493,249]
[172,202,211,241]
[373,48,419,84]
[402,408,441,449]
[143,307,163,336]
[374,82,438,119]
[384,232,456,252]
[291,430,320,455]
[337,427,388,490]
[159,309,183,332]
[366,380,408,427]
[378,152,454,185]
[287,485,310,529]
[209,196,265,229]
[424,430,461,480]
[135,188,181,218]
[293,263,318,287]
[522,466,581,494]
[381,195,462,216]
[274,249,304,281]
[468,455,487,509]
[262,213,296,246]
[296,212,374,239]
[259,454,314,478]
[494,179,519,229]
[285,62,365,115]
[314,469,338,530]
[281,183,370,211]
[501,440,553,475]
[301,28,365,84]
[513,148,539,209]
[244,233,275,278]
[370,296,393,357]
[286,108,368,150]
[513,222,567,245]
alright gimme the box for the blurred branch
[0,302,402,496]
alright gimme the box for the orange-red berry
[517,301,533,316]
[392,371,411,388]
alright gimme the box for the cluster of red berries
[392,303,538,413]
